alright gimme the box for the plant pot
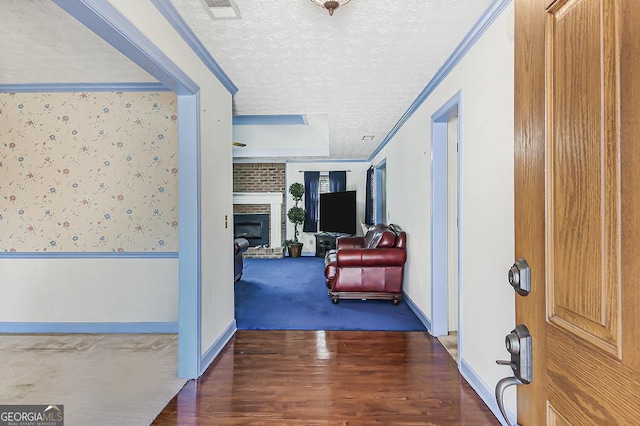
[287,243,303,258]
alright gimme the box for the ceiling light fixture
[310,0,350,16]
[362,136,374,141]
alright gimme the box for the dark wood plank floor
[153,330,499,425]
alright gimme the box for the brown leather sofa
[234,238,250,281]
[324,224,407,305]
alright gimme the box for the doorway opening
[374,159,387,224]
[431,92,461,364]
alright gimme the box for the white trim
[233,192,283,247]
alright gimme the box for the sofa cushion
[364,226,397,249]
[373,230,397,248]
[363,224,387,247]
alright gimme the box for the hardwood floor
[153,330,499,425]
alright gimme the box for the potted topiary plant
[285,182,305,257]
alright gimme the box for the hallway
[153,330,498,425]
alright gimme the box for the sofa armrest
[336,236,365,249]
[324,250,338,281]
[335,248,406,267]
[234,238,250,255]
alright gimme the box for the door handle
[495,376,522,426]
[495,324,532,426]
[508,258,531,296]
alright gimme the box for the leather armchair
[234,238,250,281]
[324,224,407,305]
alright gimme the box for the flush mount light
[362,136,374,141]
[310,0,351,16]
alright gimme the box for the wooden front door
[515,0,640,424]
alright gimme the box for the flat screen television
[319,190,357,235]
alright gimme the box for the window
[319,172,330,195]
[314,172,330,232]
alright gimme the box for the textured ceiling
[0,0,154,83]
[1,0,492,160]
[170,0,492,159]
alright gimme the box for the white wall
[108,0,235,355]
[0,259,178,322]
[285,162,369,254]
[371,2,516,414]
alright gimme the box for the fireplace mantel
[232,192,283,247]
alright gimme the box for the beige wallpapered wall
[0,91,178,252]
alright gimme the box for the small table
[315,233,337,257]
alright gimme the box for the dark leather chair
[324,224,407,305]
[234,238,250,281]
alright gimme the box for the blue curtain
[329,171,347,192]
[303,171,320,233]
[365,166,374,225]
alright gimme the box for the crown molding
[369,0,512,161]
[151,0,238,95]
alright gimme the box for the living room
[0,0,517,423]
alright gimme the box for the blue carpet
[235,256,427,331]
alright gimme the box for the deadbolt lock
[508,258,531,296]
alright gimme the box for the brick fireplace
[233,163,286,245]
[232,192,282,247]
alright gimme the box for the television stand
[315,233,338,257]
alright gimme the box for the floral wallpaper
[0,91,178,252]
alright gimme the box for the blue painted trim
[53,0,198,95]
[233,115,305,126]
[177,92,202,379]
[374,159,387,224]
[432,91,463,123]
[151,0,238,95]
[0,82,168,93]
[285,158,369,164]
[402,292,432,333]
[430,91,462,338]
[368,0,512,161]
[0,252,178,259]
[53,0,205,381]
[199,320,236,375]
[0,322,178,334]
[460,359,515,426]
[455,95,465,360]
[430,118,448,337]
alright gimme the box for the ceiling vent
[201,0,241,19]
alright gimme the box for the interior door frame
[54,0,204,379]
[430,91,462,339]
[374,159,387,224]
